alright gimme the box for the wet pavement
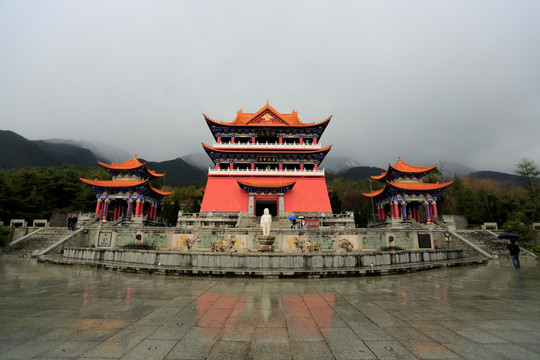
[0,258,539,359]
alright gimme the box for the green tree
[514,157,539,204]
[0,225,10,247]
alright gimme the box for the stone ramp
[1,228,74,257]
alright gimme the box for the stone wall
[83,227,444,252]
[62,247,464,273]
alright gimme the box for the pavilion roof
[204,103,332,128]
[362,180,454,198]
[202,143,332,154]
[98,154,165,178]
[79,178,172,196]
[236,179,297,189]
[371,156,438,181]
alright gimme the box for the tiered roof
[80,155,172,197]
[204,103,332,129]
[363,157,452,198]
[371,156,437,181]
[97,154,165,178]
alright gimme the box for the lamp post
[369,178,377,225]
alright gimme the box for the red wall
[200,175,332,213]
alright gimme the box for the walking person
[67,215,73,230]
[71,214,78,231]
[507,239,520,269]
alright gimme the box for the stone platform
[37,247,484,277]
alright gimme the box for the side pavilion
[80,155,172,222]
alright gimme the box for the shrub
[0,226,11,247]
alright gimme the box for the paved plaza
[0,258,539,359]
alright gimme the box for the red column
[217,137,221,143]
[231,137,235,144]
[300,164,304,171]
[215,163,220,170]
[102,201,109,221]
[251,137,255,144]
[229,163,234,170]
[135,200,141,216]
[299,138,304,144]
[377,207,382,221]
[432,202,438,219]
[314,164,318,171]
[279,163,283,170]
[313,138,317,145]
[95,200,102,216]
[393,202,399,219]
[251,163,255,170]
[279,138,283,144]
[113,206,118,221]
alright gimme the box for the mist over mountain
[147,158,206,187]
[0,130,98,168]
[1,130,521,186]
[43,138,131,163]
[181,151,213,171]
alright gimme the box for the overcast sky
[1,0,539,173]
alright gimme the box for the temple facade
[363,157,453,223]
[80,155,172,221]
[200,103,333,217]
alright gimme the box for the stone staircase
[237,216,294,229]
[455,230,524,258]
[1,228,74,257]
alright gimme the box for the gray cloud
[1,0,539,173]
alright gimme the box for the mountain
[43,138,131,163]
[0,130,98,169]
[339,166,386,181]
[467,171,520,183]
[436,160,476,179]
[323,153,361,174]
[181,151,213,171]
[147,158,206,187]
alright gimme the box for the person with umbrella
[289,216,297,229]
[500,233,520,269]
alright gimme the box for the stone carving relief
[211,235,237,252]
[293,237,321,253]
[333,233,353,252]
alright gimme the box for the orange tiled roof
[98,154,165,178]
[236,179,296,188]
[79,178,149,187]
[80,178,172,196]
[202,143,332,154]
[150,186,173,196]
[204,103,332,127]
[362,180,453,197]
[371,156,438,180]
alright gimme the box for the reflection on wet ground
[0,258,539,359]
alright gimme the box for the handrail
[208,168,325,176]
[38,228,85,256]
[449,230,493,259]
[9,227,46,246]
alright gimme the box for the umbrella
[288,216,296,220]
[498,233,519,240]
